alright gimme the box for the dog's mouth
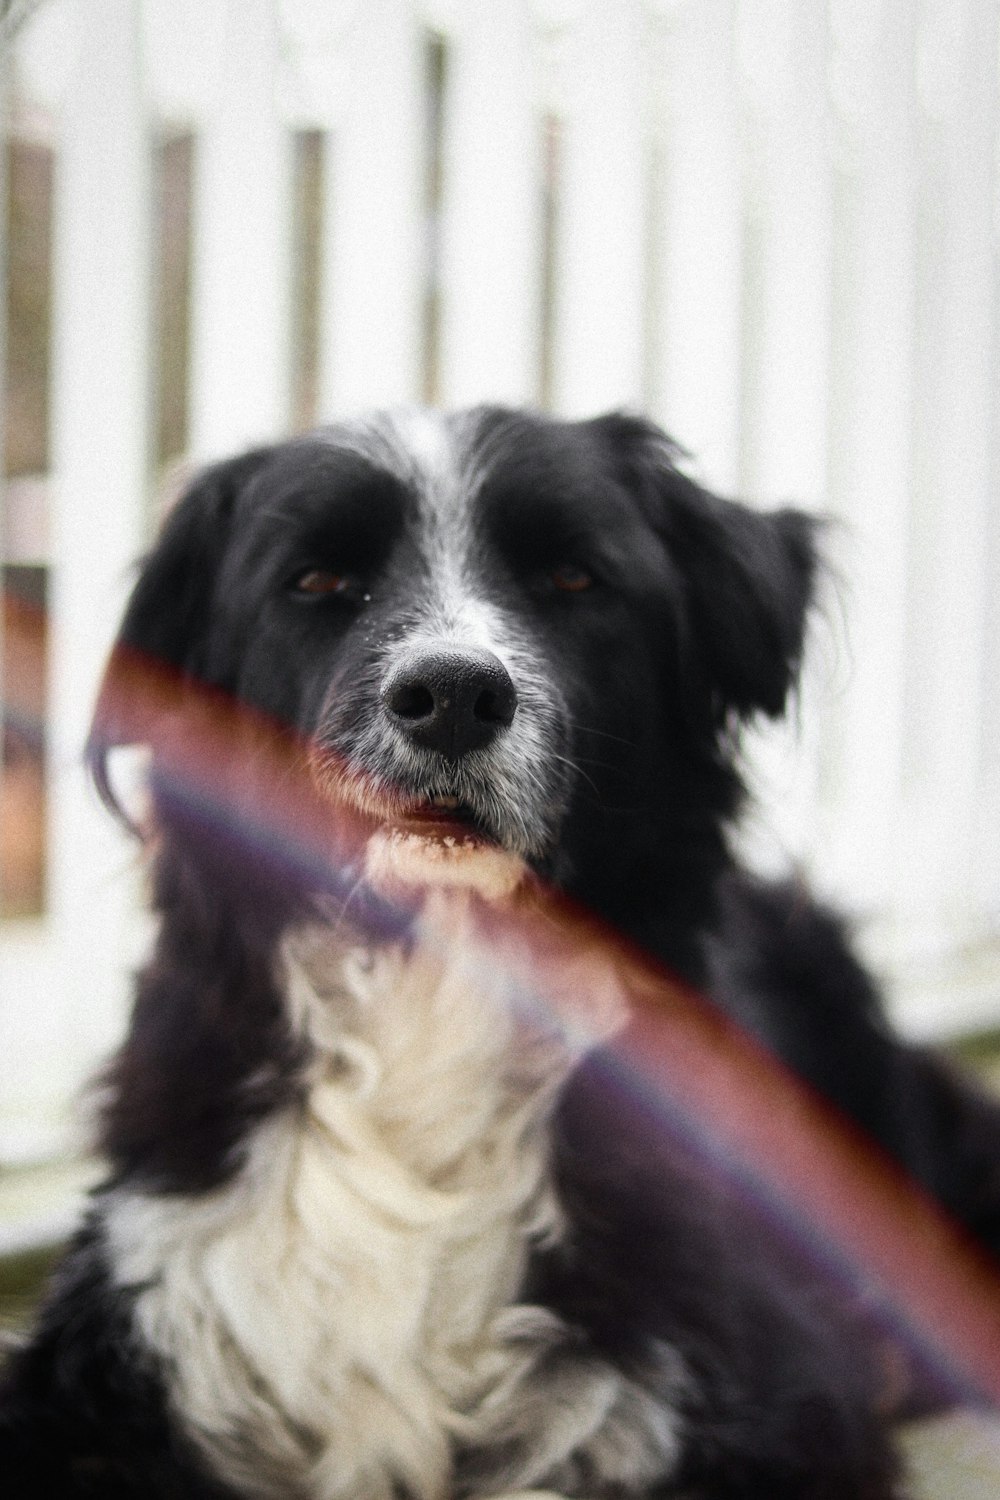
[310,750,506,848]
[309,752,529,899]
[365,791,527,902]
[387,794,497,845]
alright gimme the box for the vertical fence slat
[551,0,647,416]
[967,0,1000,940]
[821,0,919,916]
[728,0,833,874]
[0,51,8,909]
[0,51,12,1140]
[438,0,542,408]
[979,416,1000,931]
[189,0,292,459]
[737,0,832,506]
[651,0,743,492]
[45,0,150,1130]
[317,0,424,418]
[900,0,1000,942]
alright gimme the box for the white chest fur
[104,895,612,1500]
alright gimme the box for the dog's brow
[317,410,455,494]
[387,408,456,483]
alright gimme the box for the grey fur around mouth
[311,669,573,863]
[308,739,569,861]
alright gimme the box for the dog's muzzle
[310,622,570,882]
[361,645,527,899]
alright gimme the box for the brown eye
[551,564,593,593]
[293,569,352,596]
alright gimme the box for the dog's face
[92,407,816,914]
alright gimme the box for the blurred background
[0,0,999,1262]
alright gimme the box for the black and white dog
[3,407,999,1498]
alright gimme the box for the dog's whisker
[567,720,638,749]
[548,751,600,797]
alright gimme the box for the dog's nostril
[474,686,516,727]
[390,683,435,721]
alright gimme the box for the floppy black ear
[87,447,272,816]
[663,474,818,720]
[592,412,820,722]
[115,447,272,674]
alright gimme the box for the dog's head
[89,408,817,917]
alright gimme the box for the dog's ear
[87,447,272,818]
[591,412,820,722]
[662,468,819,721]
[115,447,271,675]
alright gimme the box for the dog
[3,406,1000,1498]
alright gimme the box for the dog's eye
[292,569,357,598]
[550,564,593,593]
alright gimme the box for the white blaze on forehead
[385,407,478,557]
[325,408,468,506]
[405,416,500,645]
[361,412,553,745]
[385,407,461,491]
[338,407,508,651]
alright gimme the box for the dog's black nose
[381,647,518,758]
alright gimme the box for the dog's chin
[311,761,529,902]
[363,818,528,903]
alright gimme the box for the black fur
[4,407,998,1498]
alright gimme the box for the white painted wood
[0,68,6,504]
[0,51,8,918]
[142,0,227,128]
[42,0,150,1134]
[735,0,832,508]
[820,0,919,913]
[901,0,1000,940]
[316,0,425,418]
[979,402,1000,931]
[728,2,832,876]
[437,0,543,408]
[650,0,743,492]
[188,0,293,459]
[550,0,647,417]
[5,0,82,124]
[275,0,357,131]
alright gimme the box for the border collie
[3,407,999,1499]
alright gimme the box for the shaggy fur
[3,407,999,1499]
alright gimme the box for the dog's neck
[283,894,575,1189]
[104,889,627,1500]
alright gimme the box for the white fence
[1,0,1000,1167]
